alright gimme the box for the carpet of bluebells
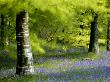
[0,48,110,82]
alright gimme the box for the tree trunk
[88,14,99,54]
[0,15,9,49]
[107,14,110,51]
[16,10,34,75]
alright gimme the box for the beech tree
[16,10,34,75]
[107,13,110,51]
[106,0,110,51]
[88,13,99,54]
[0,14,9,49]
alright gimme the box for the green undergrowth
[0,44,16,69]
[0,76,105,82]
[0,69,107,82]
[34,52,99,60]
[0,75,37,82]
[35,52,99,70]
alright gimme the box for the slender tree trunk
[88,14,99,54]
[0,15,9,49]
[16,10,34,75]
[107,14,110,51]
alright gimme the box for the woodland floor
[0,47,110,82]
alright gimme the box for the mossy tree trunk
[107,13,110,51]
[16,10,34,75]
[0,14,9,49]
[88,14,99,54]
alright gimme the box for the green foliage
[0,0,109,52]
[28,0,107,48]
[30,32,45,55]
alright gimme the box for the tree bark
[88,14,99,54]
[0,15,9,49]
[16,10,34,75]
[107,14,110,51]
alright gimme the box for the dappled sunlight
[0,0,110,81]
